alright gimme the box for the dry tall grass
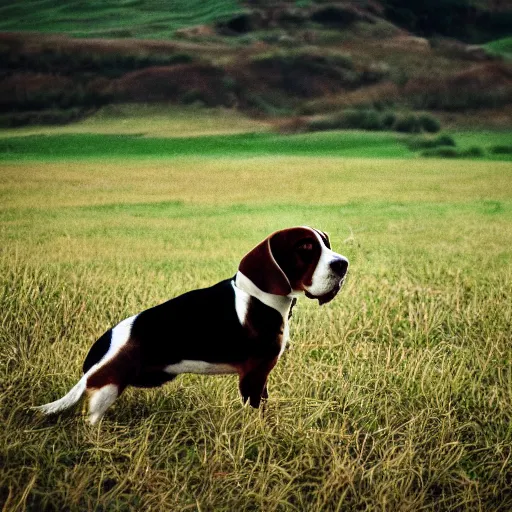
[1,155,511,510]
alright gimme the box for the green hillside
[0,0,242,39]
[484,37,512,60]
[1,130,510,162]
[0,1,511,129]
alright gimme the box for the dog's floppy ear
[239,232,292,296]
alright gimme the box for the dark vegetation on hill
[0,0,511,128]
[382,0,512,42]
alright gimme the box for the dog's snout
[330,257,348,277]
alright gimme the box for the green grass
[452,130,512,150]
[1,129,511,162]
[483,36,512,59]
[0,0,242,39]
[0,131,416,161]
[1,131,512,510]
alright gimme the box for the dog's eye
[296,241,315,262]
[297,242,313,252]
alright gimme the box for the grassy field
[484,37,512,60]
[1,119,512,510]
[0,132,416,162]
[0,0,241,39]
[0,105,270,139]
[1,105,510,163]
[1,129,511,163]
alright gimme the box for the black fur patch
[83,329,111,373]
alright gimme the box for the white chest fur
[232,273,294,321]
[232,273,293,359]
[280,320,290,357]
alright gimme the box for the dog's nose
[330,257,348,277]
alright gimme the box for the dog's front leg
[239,359,276,408]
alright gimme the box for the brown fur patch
[86,343,139,392]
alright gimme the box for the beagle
[34,226,348,424]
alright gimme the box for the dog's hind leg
[87,384,120,425]
[85,349,135,425]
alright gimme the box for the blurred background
[0,0,510,135]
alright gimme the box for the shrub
[421,147,460,158]
[394,114,422,133]
[304,110,444,134]
[305,109,387,132]
[381,112,397,129]
[302,109,444,135]
[418,114,441,133]
[181,89,206,105]
[407,134,456,150]
[462,146,485,158]
[342,109,385,130]
[436,134,456,147]
[421,145,485,158]
[490,145,512,154]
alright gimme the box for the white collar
[234,271,294,317]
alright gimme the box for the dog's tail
[33,373,88,415]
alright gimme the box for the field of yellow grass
[0,105,269,139]
[1,147,511,510]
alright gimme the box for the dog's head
[239,226,349,305]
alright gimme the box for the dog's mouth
[305,278,345,305]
